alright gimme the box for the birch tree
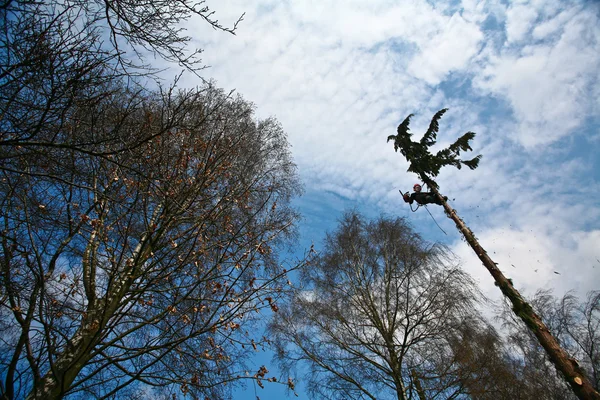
[270,212,485,400]
[498,289,600,399]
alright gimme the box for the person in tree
[403,183,447,206]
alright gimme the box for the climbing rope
[423,205,447,235]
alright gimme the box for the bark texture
[430,186,600,400]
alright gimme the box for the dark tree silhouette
[270,212,494,400]
[387,109,600,400]
[387,108,481,189]
[0,0,243,178]
[0,83,303,399]
[0,2,304,399]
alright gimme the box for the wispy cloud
[474,4,600,148]
[174,0,600,303]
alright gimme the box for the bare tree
[1,0,243,74]
[0,0,242,177]
[0,83,302,399]
[442,318,539,400]
[270,212,488,400]
[387,109,600,400]
[1,2,295,399]
[498,289,600,400]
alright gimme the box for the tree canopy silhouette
[270,212,490,400]
[386,108,481,187]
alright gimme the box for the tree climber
[402,183,447,206]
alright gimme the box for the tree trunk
[27,310,105,399]
[27,210,161,399]
[386,343,406,400]
[429,186,600,400]
[411,369,427,400]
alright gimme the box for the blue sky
[159,0,600,397]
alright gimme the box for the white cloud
[532,6,580,40]
[505,4,538,43]
[474,4,600,149]
[171,0,600,302]
[453,227,600,304]
[408,13,483,85]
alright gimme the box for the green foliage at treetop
[387,108,482,188]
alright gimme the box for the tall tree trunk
[27,214,160,399]
[386,342,406,400]
[27,312,105,399]
[411,369,427,400]
[429,186,600,400]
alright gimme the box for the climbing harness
[400,189,447,235]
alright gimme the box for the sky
[162,0,599,397]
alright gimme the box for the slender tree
[270,212,491,400]
[387,109,600,400]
